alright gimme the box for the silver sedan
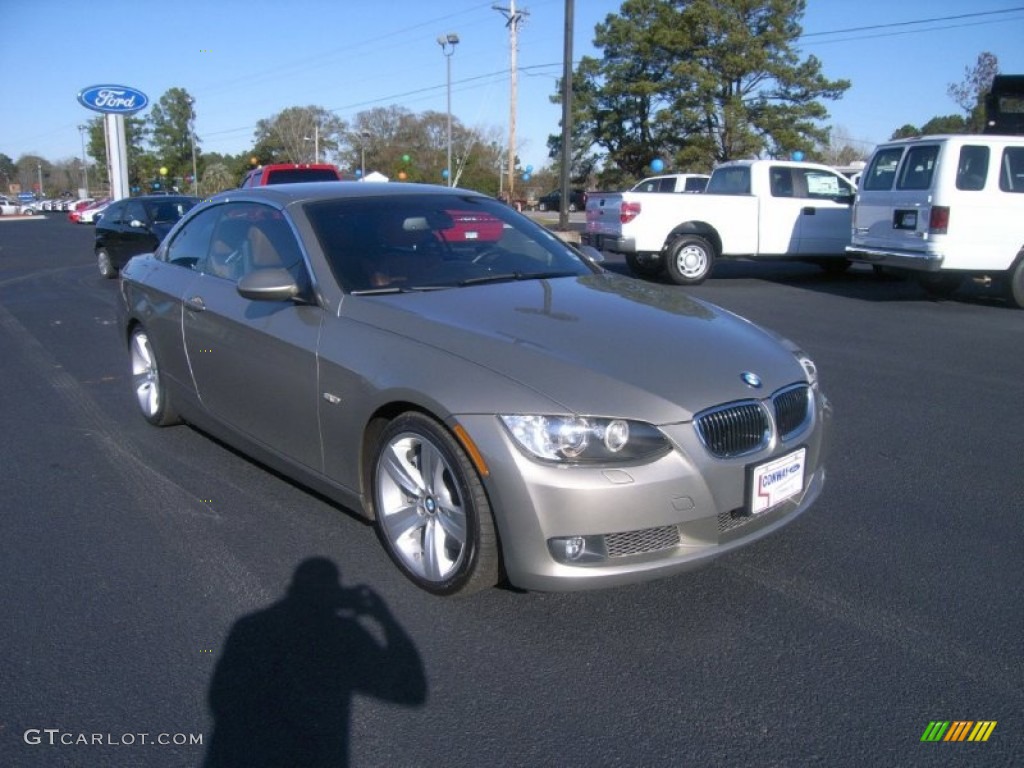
[118,182,830,595]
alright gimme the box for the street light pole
[186,97,198,196]
[77,124,90,195]
[360,130,371,178]
[438,33,459,187]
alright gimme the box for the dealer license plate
[750,448,806,514]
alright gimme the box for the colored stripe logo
[921,721,997,742]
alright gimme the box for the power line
[800,6,1024,38]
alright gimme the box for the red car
[240,163,341,187]
[66,199,96,222]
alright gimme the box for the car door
[180,201,324,471]
[117,199,157,264]
[792,168,856,255]
[758,166,805,254]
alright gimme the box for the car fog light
[565,536,586,560]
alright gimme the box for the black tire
[665,234,715,285]
[917,272,961,299]
[371,412,499,596]
[128,326,180,426]
[1006,256,1024,309]
[625,252,663,278]
[97,249,117,279]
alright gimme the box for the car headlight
[793,350,818,387]
[500,414,670,464]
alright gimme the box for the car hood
[341,273,808,423]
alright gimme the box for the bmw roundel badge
[741,372,762,388]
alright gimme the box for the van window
[862,147,903,191]
[956,146,989,191]
[897,145,939,190]
[999,147,1024,193]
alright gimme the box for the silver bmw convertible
[118,182,830,596]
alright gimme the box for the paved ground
[1,215,1021,767]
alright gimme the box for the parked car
[847,133,1024,306]
[67,199,96,223]
[536,188,588,212]
[94,195,199,278]
[78,198,112,224]
[0,198,23,215]
[586,159,856,284]
[117,182,829,596]
[240,163,342,187]
[629,173,710,194]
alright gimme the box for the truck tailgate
[585,193,623,237]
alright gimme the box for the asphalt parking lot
[1,214,1021,766]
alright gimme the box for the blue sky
[2,0,1023,173]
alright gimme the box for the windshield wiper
[350,284,451,295]
[458,271,579,286]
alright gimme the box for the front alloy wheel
[372,413,498,596]
[129,326,180,426]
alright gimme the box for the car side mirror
[129,219,146,228]
[236,268,300,302]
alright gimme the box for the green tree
[566,0,850,181]
[947,52,999,132]
[253,106,347,165]
[149,87,200,190]
[0,153,16,192]
[889,114,969,140]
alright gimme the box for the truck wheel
[625,252,663,278]
[1007,256,1024,309]
[665,235,715,285]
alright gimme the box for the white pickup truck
[585,159,856,284]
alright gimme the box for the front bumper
[456,392,831,591]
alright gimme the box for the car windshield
[304,193,597,293]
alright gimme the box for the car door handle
[802,207,817,215]
[185,296,206,312]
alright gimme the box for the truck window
[769,168,794,197]
[706,167,750,195]
[897,145,939,190]
[802,170,852,200]
[999,147,1024,193]
[956,146,989,191]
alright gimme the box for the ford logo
[77,84,149,115]
[741,372,762,388]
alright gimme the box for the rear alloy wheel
[97,249,117,279]
[129,326,180,426]
[372,413,498,596]
[665,234,715,285]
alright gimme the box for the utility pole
[493,0,528,202]
[558,0,574,231]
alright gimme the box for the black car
[535,188,587,212]
[95,195,199,278]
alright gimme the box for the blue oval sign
[77,84,149,114]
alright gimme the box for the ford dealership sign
[77,85,149,114]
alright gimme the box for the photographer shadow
[203,558,427,768]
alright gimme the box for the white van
[846,134,1024,307]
